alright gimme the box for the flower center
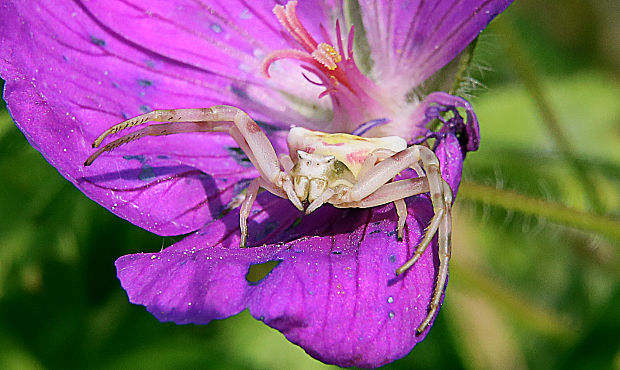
[262,1,415,138]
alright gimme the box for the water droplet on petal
[387,296,394,304]
[388,311,395,319]
[210,23,222,33]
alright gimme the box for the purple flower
[1,0,511,367]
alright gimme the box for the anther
[311,43,342,70]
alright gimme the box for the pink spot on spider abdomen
[346,150,369,164]
[302,146,315,153]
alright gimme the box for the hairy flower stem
[450,37,478,95]
[459,181,620,242]
[493,19,605,215]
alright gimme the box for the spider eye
[297,150,306,160]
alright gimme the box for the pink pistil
[272,0,318,52]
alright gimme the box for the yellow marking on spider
[288,127,407,177]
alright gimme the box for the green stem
[451,37,478,95]
[459,181,620,241]
[493,19,605,214]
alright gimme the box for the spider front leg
[416,181,452,334]
[86,106,280,181]
[85,105,302,246]
[338,145,453,334]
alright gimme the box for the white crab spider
[85,105,453,334]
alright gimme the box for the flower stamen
[264,1,342,78]
[312,43,342,71]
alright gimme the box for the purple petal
[117,191,442,368]
[359,0,513,87]
[0,0,298,235]
[436,132,464,194]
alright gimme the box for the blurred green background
[1,0,619,369]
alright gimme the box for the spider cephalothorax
[85,105,452,334]
[292,150,339,204]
